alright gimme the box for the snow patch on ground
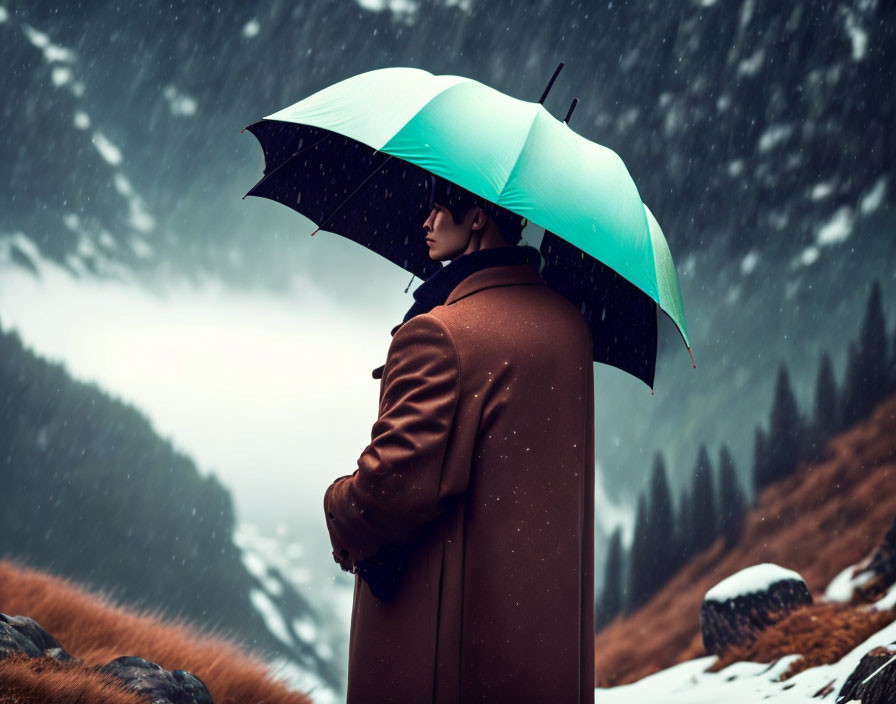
[810,181,834,200]
[870,582,896,612]
[92,131,122,165]
[726,284,741,304]
[860,177,887,214]
[242,18,260,38]
[114,174,156,233]
[737,48,764,76]
[842,8,868,61]
[824,564,876,602]
[598,618,896,702]
[758,124,792,153]
[740,250,759,275]
[0,6,7,22]
[22,22,76,63]
[705,563,804,603]
[129,237,153,258]
[163,85,198,117]
[354,0,420,20]
[798,246,819,267]
[0,232,43,270]
[292,616,317,644]
[241,549,285,597]
[816,207,854,246]
[738,0,754,28]
[250,587,295,647]
[266,656,339,704]
[51,65,73,87]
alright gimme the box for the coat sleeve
[323,313,461,580]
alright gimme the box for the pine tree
[751,424,768,493]
[807,349,838,461]
[841,281,889,425]
[764,362,803,485]
[861,280,889,402]
[890,323,896,394]
[646,452,675,590]
[690,444,716,552]
[717,444,746,548]
[675,486,693,568]
[625,493,650,613]
[839,342,861,430]
[595,527,623,633]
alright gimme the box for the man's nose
[422,209,435,233]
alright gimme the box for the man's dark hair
[425,176,526,245]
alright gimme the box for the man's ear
[470,206,487,231]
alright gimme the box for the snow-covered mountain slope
[594,391,896,687]
[597,582,896,703]
[234,523,354,703]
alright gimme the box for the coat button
[327,512,335,520]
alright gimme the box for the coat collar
[375,265,546,377]
[444,264,546,305]
[388,264,545,338]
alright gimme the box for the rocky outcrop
[98,657,214,704]
[700,564,812,656]
[0,611,213,704]
[837,644,896,704]
[0,613,76,663]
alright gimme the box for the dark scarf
[402,244,542,322]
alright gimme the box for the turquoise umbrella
[243,66,694,389]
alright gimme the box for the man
[324,178,595,703]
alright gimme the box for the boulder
[96,656,214,704]
[837,644,896,704]
[0,612,76,662]
[865,515,896,586]
[700,563,812,655]
[0,612,213,703]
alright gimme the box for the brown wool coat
[324,263,595,703]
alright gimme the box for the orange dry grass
[707,602,896,679]
[594,391,896,686]
[0,655,147,704]
[0,560,313,704]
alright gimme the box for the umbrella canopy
[243,67,693,390]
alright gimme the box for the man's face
[422,202,480,262]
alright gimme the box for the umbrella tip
[562,97,578,125]
[650,386,654,395]
[310,226,320,237]
[687,346,696,369]
[538,62,564,105]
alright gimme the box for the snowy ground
[596,581,896,702]
[235,522,355,704]
[238,526,896,704]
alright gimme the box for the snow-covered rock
[701,564,811,656]
[837,644,896,704]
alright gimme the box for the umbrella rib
[309,154,394,236]
[242,132,333,200]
